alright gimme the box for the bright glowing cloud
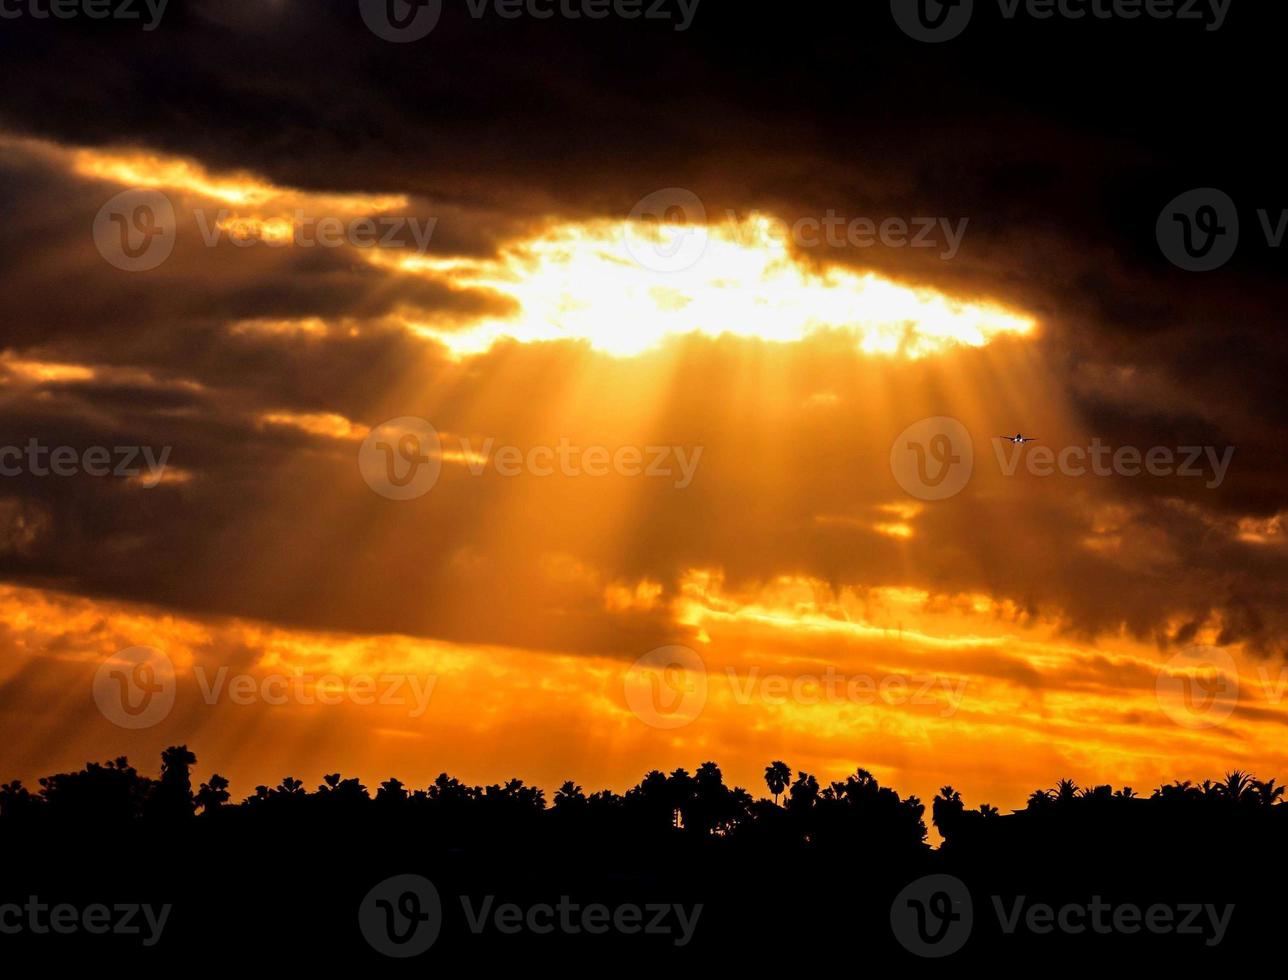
[21,135,1037,362]
[64,143,407,215]
[392,216,1037,358]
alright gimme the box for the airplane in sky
[997,433,1038,444]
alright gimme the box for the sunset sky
[2,1,1287,819]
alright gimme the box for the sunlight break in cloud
[21,134,1037,362]
[391,215,1037,358]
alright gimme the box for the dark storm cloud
[3,1,1285,329]
[0,0,1286,656]
[3,0,1283,429]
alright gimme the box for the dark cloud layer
[1,1,1286,656]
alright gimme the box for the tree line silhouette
[3,747,1282,845]
[2,748,1283,964]
[0,748,929,848]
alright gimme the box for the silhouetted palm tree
[376,778,408,804]
[788,771,819,813]
[1027,788,1055,810]
[933,786,965,838]
[1253,778,1284,807]
[1153,779,1200,803]
[1220,769,1256,804]
[195,774,230,815]
[145,745,197,821]
[764,761,791,805]
[554,781,586,811]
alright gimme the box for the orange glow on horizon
[2,580,1283,831]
